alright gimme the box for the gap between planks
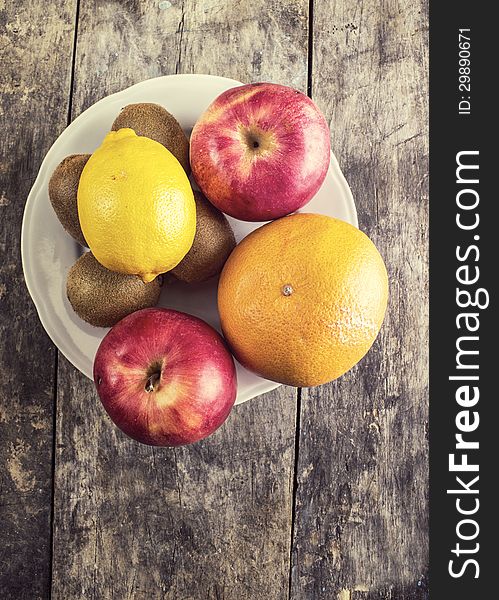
[48,2,81,598]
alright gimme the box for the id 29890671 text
[458,29,471,115]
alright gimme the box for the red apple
[190,82,331,222]
[93,308,237,446]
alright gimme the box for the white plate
[21,74,357,405]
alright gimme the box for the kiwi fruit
[111,103,190,174]
[171,191,236,283]
[67,252,161,327]
[49,154,90,246]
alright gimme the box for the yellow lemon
[78,128,196,282]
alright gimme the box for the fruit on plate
[78,128,195,282]
[218,214,388,387]
[112,103,190,174]
[66,252,161,327]
[93,308,237,446]
[190,82,330,221]
[49,154,90,246]
[171,190,236,283]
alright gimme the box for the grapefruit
[217,213,388,387]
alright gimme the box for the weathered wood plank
[291,1,429,598]
[0,1,77,598]
[51,1,309,598]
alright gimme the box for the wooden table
[0,1,428,598]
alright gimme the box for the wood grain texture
[0,1,76,598]
[1,0,429,597]
[290,1,429,599]
[51,1,308,598]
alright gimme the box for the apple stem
[145,372,161,393]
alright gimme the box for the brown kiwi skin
[67,252,161,328]
[49,154,90,246]
[171,191,236,283]
[111,103,190,174]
